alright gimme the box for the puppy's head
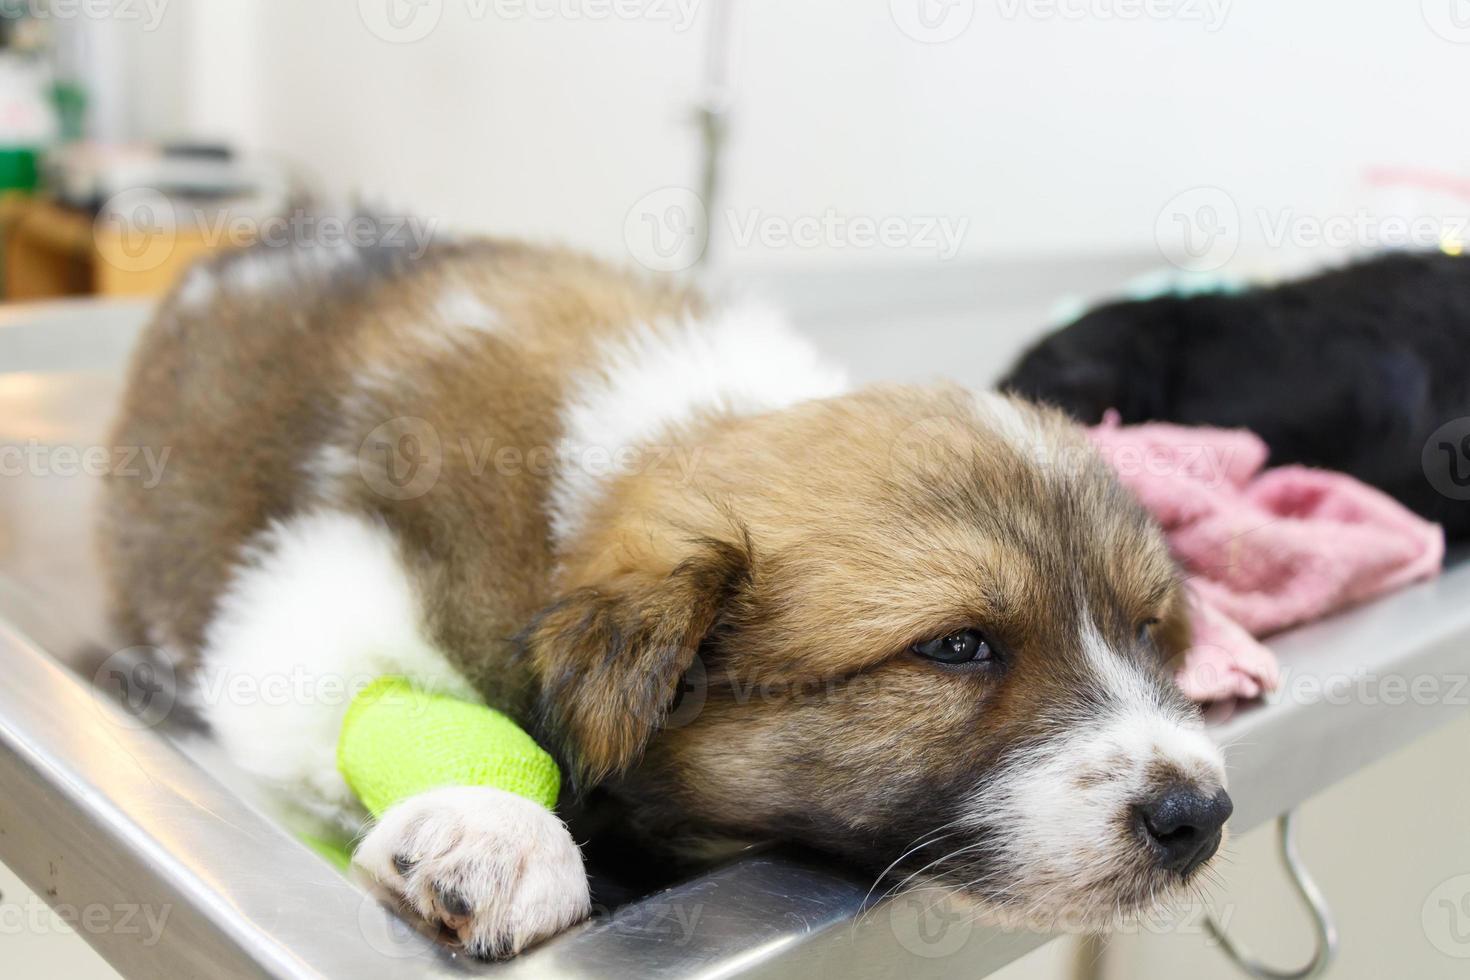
[524,386,1227,928]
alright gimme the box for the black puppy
[1001,252,1470,539]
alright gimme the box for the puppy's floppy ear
[521,535,750,789]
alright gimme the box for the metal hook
[1204,810,1340,980]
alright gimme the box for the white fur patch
[1080,618,1174,716]
[1078,617,1225,781]
[174,242,361,312]
[355,786,590,958]
[174,262,216,310]
[233,243,355,294]
[970,705,1222,869]
[196,510,477,830]
[975,390,1047,452]
[548,306,848,544]
[302,442,358,505]
[434,286,501,334]
[400,286,506,355]
[959,616,1225,922]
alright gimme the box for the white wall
[177,0,705,262]
[131,0,1470,277]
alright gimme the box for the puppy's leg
[197,509,589,956]
[354,786,589,957]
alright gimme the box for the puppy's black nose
[1136,787,1232,876]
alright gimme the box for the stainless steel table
[2,285,1468,979]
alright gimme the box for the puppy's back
[98,233,695,659]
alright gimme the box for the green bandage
[337,676,561,817]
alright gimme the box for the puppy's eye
[911,628,995,666]
[1137,618,1161,643]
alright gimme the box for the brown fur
[100,235,1199,911]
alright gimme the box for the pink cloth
[1088,413,1445,703]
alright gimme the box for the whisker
[880,839,988,906]
[850,818,967,932]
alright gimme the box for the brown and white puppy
[99,233,1230,958]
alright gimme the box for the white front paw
[354,786,591,958]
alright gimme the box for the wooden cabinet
[1,196,243,302]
